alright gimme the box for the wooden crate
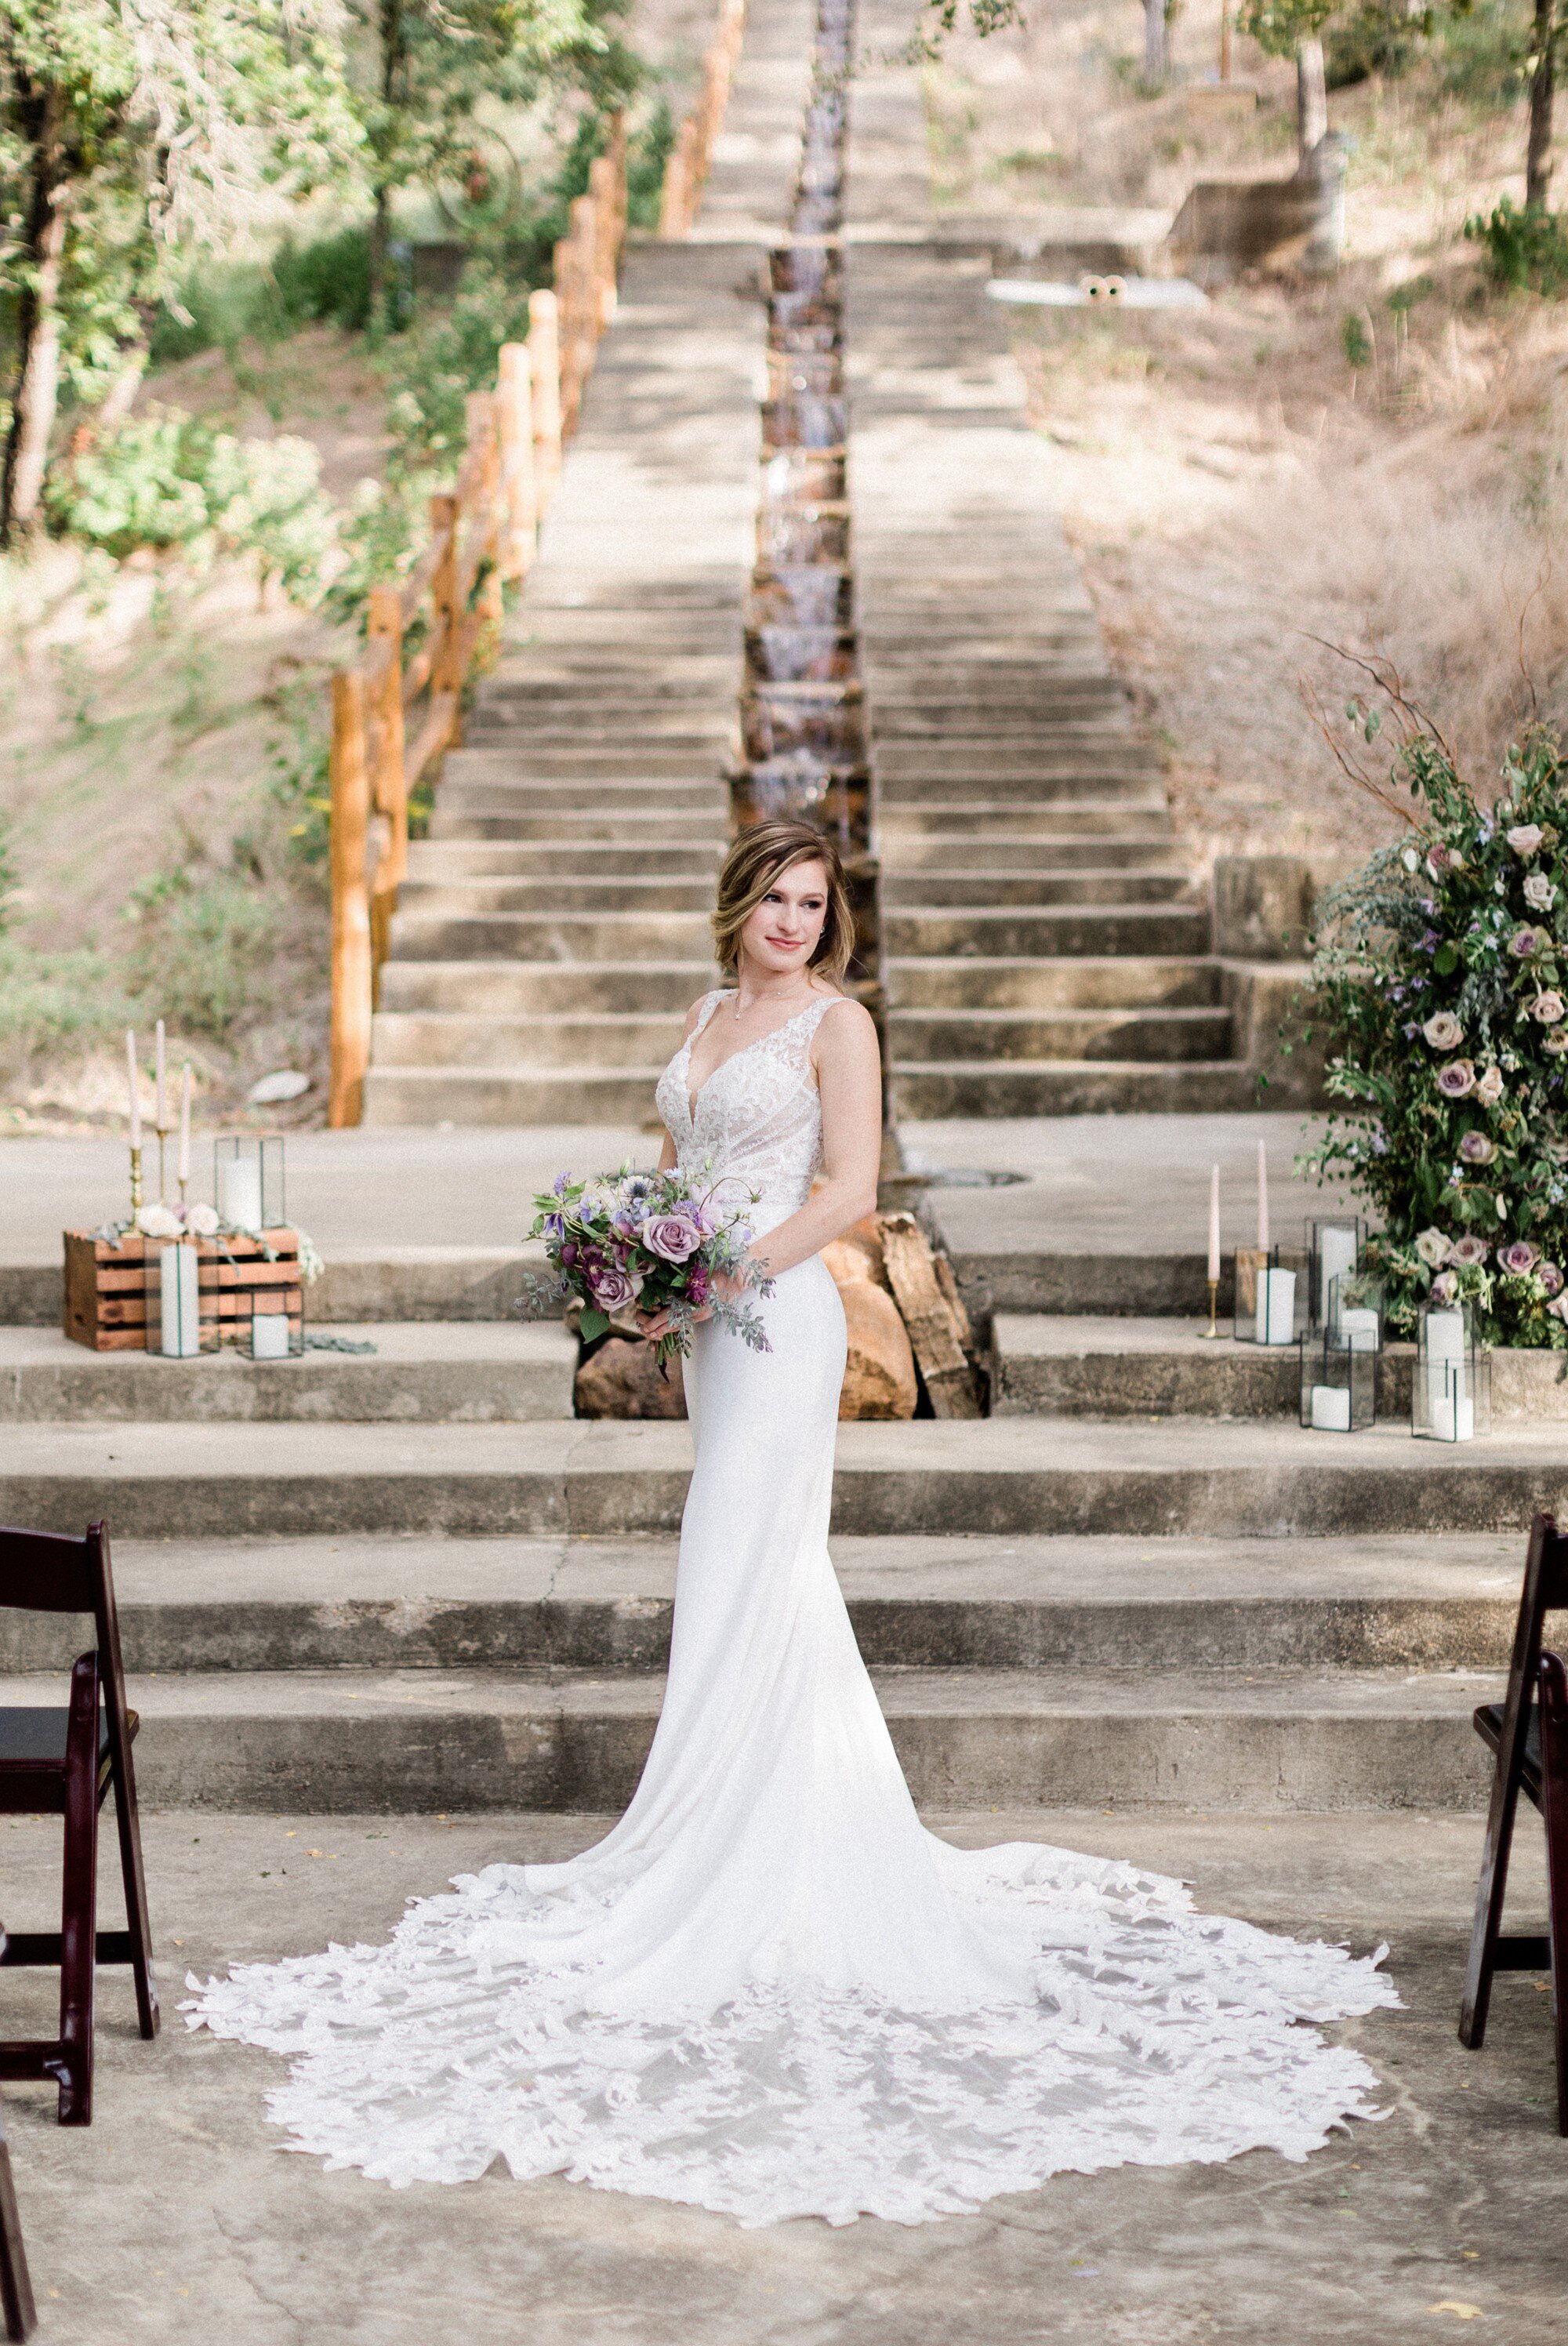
[63,1229,305,1353]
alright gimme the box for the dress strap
[689,990,729,1043]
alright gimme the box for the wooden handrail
[659,0,747,237]
[327,124,630,1128]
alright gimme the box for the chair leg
[56,1661,99,2126]
[1540,1654,1568,2136]
[0,2111,36,2343]
[110,1773,158,2041]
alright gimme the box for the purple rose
[588,1265,642,1312]
[1541,1262,1565,1298]
[640,1210,703,1263]
[1509,924,1544,959]
[1457,1131,1496,1165]
[1449,1233,1490,1267]
[1499,1240,1540,1275]
[1436,1061,1476,1098]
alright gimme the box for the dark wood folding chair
[1459,1511,1568,2057]
[0,1943,36,2343]
[0,1521,158,2125]
[1538,1650,1568,2136]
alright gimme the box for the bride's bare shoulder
[680,988,728,1039]
[811,992,878,1055]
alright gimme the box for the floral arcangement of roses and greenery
[1302,697,1568,1350]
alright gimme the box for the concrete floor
[0,1807,1560,2344]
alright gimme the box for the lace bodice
[655,989,843,1230]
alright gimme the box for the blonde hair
[712,821,855,986]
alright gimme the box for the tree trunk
[1526,0,1557,209]
[1297,35,1328,164]
[1144,0,1167,82]
[1,82,69,544]
[368,0,408,332]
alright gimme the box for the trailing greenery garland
[1303,699,1568,1349]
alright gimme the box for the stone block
[575,1336,687,1419]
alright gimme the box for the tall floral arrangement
[1304,685,1568,1349]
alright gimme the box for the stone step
[888,1008,1236,1065]
[884,907,1210,958]
[385,910,713,963]
[0,1326,576,1424]
[438,772,727,809]
[871,709,1138,739]
[376,959,713,1015]
[429,809,728,844]
[395,877,715,916]
[887,955,1224,1010]
[485,658,737,693]
[0,1660,1497,1811]
[5,1418,1564,1540]
[0,1531,1515,1675]
[882,833,1178,871]
[405,841,722,878]
[890,1059,1263,1117]
[455,742,731,779]
[877,748,1161,787]
[361,1066,662,1125]
[880,870,1196,910]
[878,801,1170,836]
[372,1010,687,1070]
[991,1316,1568,1424]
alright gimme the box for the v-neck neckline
[683,992,828,1125]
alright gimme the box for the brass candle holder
[129,1145,143,1222]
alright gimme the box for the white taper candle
[1256,1138,1269,1251]
[1207,1164,1221,1284]
[178,1063,192,1186]
[125,1030,142,1149]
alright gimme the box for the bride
[190,817,1396,2227]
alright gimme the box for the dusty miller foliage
[1303,672,1568,1347]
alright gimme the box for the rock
[822,1212,889,1290]
[247,1070,311,1106]
[837,1273,917,1421]
[575,1336,687,1419]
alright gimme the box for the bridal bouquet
[528,1164,773,1365]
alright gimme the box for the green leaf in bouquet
[579,1308,611,1343]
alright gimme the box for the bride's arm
[740,998,883,1281]
[653,994,710,1175]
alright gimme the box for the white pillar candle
[1317,1226,1358,1322]
[125,1031,142,1149]
[1310,1383,1351,1431]
[218,1158,263,1230]
[178,1064,192,1187]
[251,1309,292,1360]
[158,1244,200,1358]
[1425,1307,1466,1364]
[1338,1306,1380,1354]
[1429,1385,1475,1443]
[154,1020,166,1131]
[1257,1267,1296,1346]
[1207,1165,1221,1284]
[1256,1139,1269,1251]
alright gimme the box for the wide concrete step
[372,1010,687,1070]
[882,833,1178,871]
[0,1532,1521,1675]
[405,841,722,878]
[890,1060,1261,1117]
[887,955,1223,1010]
[878,757,1161,795]
[361,1066,661,1124]
[5,1418,1565,1538]
[385,910,713,963]
[430,808,728,844]
[456,741,731,778]
[376,959,714,1015]
[991,1316,1568,1423]
[3,1661,1497,1811]
[438,773,726,811]
[889,1007,1235,1064]
[880,870,1196,910]
[0,1326,576,1424]
[884,907,1210,958]
[878,801,1170,837]
[395,877,715,916]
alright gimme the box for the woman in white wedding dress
[190,819,1397,2227]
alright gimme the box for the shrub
[122,865,279,1041]
[1304,714,1568,1348]
[1325,2,1424,87]
[1465,197,1568,296]
[0,940,129,1075]
[148,227,375,364]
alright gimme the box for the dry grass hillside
[923,0,1568,862]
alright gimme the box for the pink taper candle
[125,1030,142,1149]
[178,1062,192,1186]
[154,1019,166,1130]
[1256,1138,1270,1252]
[1207,1164,1221,1284]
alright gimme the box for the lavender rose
[1546,1032,1568,1056]
[1507,823,1544,856]
[1509,925,1544,959]
[1552,1294,1568,1326]
[639,1210,704,1262]
[1414,1227,1453,1268]
[1436,1060,1476,1098]
[1524,872,1558,911]
[588,1265,643,1313]
[1541,1262,1566,1298]
[1498,1240,1540,1275]
[1474,1065,1504,1106]
[1457,1131,1496,1165]
[1421,1011,1465,1050]
[1449,1233,1490,1266]
[1431,1270,1460,1304]
[1530,989,1566,1025]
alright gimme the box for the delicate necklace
[732,979,815,1023]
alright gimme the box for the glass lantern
[143,1237,217,1358]
[238,1280,304,1361]
[213,1135,286,1233]
[1298,1332,1376,1432]
[1307,1215,1367,1331]
[1327,1269,1385,1356]
[1413,1298,1491,1442]
[1234,1245,1301,1346]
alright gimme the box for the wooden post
[590,154,619,326]
[659,118,697,238]
[430,491,461,756]
[564,193,597,431]
[528,290,562,506]
[497,341,537,580]
[467,390,505,629]
[367,585,407,889]
[328,669,373,1128]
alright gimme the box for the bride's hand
[637,1263,750,1344]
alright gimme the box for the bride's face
[738,859,829,981]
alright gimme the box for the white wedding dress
[188,987,1397,2225]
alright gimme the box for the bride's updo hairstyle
[711,820,855,986]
